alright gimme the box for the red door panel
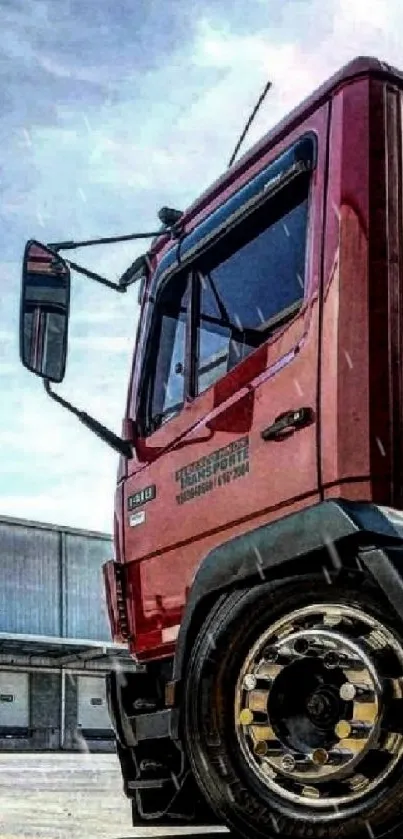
[123,105,329,658]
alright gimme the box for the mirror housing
[20,240,71,384]
[118,253,150,305]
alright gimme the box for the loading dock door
[77,676,112,737]
[0,672,29,733]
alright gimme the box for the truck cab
[110,56,403,661]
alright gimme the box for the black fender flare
[172,499,403,691]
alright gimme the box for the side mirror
[19,240,71,383]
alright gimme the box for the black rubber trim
[172,499,403,687]
[106,671,136,748]
[0,727,29,738]
[360,544,403,622]
[79,728,115,741]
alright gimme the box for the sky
[1,0,402,533]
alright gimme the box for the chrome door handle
[261,407,315,441]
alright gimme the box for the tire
[183,575,403,839]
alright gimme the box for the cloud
[2,0,403,531]
[0,484,115,532]
[72,336,132,353]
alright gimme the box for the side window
[143,273,189,434]
[196,176,309,395]
[197,274,232,393]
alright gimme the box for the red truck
[19,55,403,839]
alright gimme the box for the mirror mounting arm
[61,258,127,293]
[43,380,133,459]
[46,220,184,293]
[47,230,167,252]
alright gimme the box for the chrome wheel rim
[235,603,403,809]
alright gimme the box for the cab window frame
[136,133,316,438]
[138,269,192,437]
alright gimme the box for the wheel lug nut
[312,748,328,766]
[324,651,339,668]
[294,637,310,655]
[243,674,257,691]
[239,708,254,726]
[281,754,296,772]
[254,740,268,756]
[263,647,278,663]
[335,720,351,739]
[340,682,356,701]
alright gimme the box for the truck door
[123,107,328,653]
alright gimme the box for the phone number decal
[175,436,250,505]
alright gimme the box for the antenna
[228,79,272,169]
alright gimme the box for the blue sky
[0,0,401,532]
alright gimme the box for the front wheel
[183,577,403,839]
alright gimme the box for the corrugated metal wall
[0,517,112,641]
[0,523,60,635]
[64,534,111,640]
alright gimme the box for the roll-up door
[77,676,112,738]
[0,672,29,735]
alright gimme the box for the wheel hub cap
[235,603,403,809]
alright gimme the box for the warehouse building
[0,515,134,752]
